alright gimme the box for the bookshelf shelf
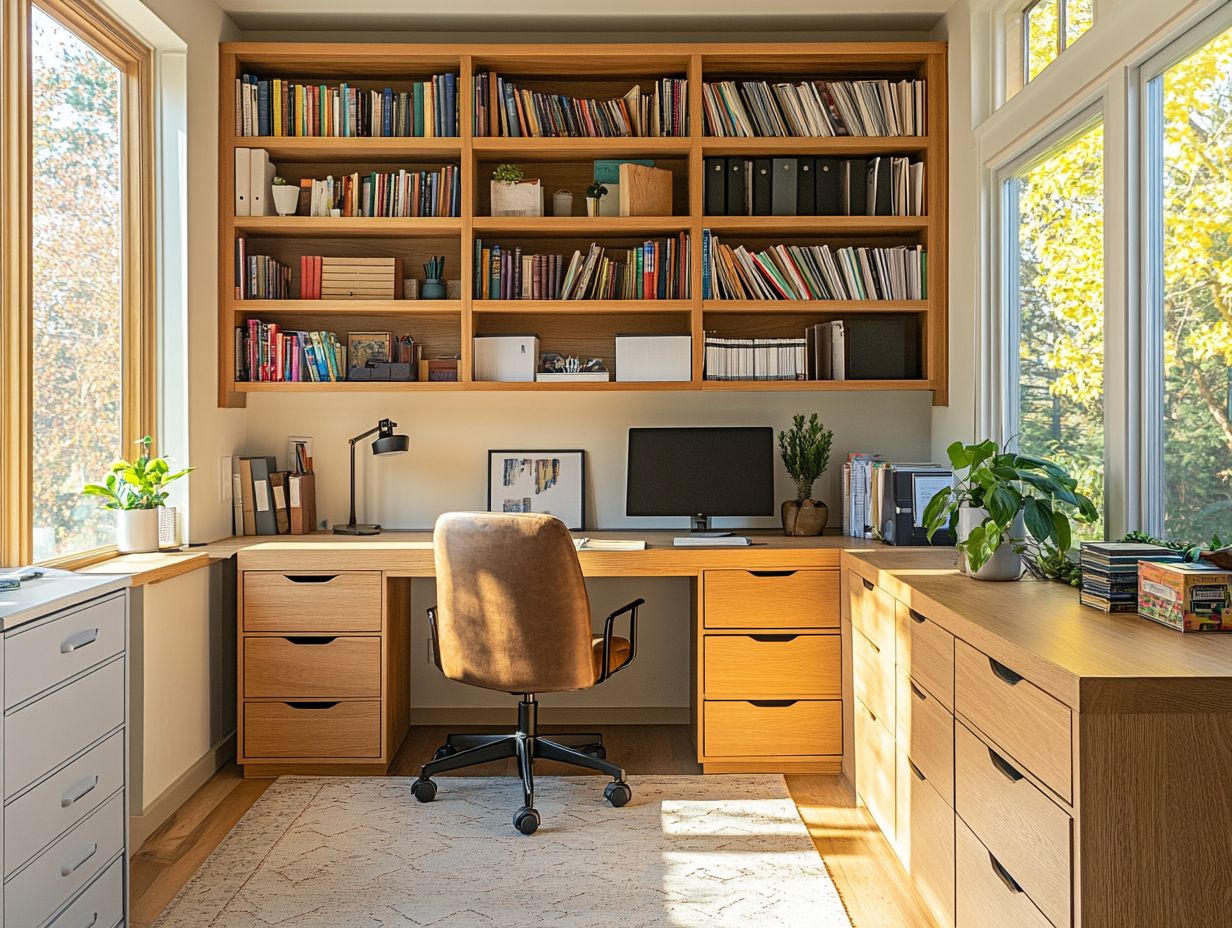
[219,41,948,406]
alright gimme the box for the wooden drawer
[854,695,895,841]
[244,700,381,758]
[5,657,125,797]
[5,593,125,710]
[5,791,124,928]
[955,640,1072,801]
[896,744,955,928]
[704,633,839,699]
[703,569,838,629]
[955,721,1072,928]
[897,667,954,804]
[852,625,894,728]
[49,855,124,928]
[702,699,841,758]
[848,569,896,653]
[956,816,1054,928]
[244,571,382,633]
[896,601,954,709]
[245,635,381,698]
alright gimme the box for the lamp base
[333,523,381,536]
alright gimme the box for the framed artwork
[347,331,392,369]
[487,450,585,530]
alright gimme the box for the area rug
[153,775,851,928]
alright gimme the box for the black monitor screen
[626,427,775,518]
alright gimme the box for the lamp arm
[347,425,380,446]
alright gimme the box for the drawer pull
[988,657,1024,686]
[284,575,339,584]
[72,914,99,928]
[988,852,1025,894]
[285,636,338,645]
[908,758,926,782]
[749,634,799,643]
[748,570,797,578]
[747,700,798,708]
[60,628,100,654]
[861,578,875,591]
[60,842,98,877]
[987,746,1025,782]
[61,774,100,808]
[863,704,879,724]
[909,680,928,701]
[908,609,927,624]
[286,701,340,710]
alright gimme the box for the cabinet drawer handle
[749,634,799,643]
[988,657,1023,686]
[987,746,1025,782]
[61,775,100,808]
[284,575,338,584]
[909,609,927,624]
[862,578,875,591]
[909,680,928,701]
[286,701,340,710]
[60,842,97,877]
[863,704,879,724]
[60,628,99,654]
[73,914,98,928]
[748,700,798,708]
[908,758,926,782]
[749,570,797,578]
[285,636,338,645]
[988,852,1024,894]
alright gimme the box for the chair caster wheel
[411,778,437,803]
[604,780,632,808]
[580,743,607,760]
[433,744,457,761]
[513,806,540,835]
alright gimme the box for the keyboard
[673,535,752,546]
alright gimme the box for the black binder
[815,157,841,215]
[725,159,747,217]
[796,158,815,216]
[704,157,726,215]
[868,157,892,216]
[841,159,868,216]
[771,158,798,216]
[842,315,921,379]
[751,158,772,216]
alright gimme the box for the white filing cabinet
[0,570,130,928]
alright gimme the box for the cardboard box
[1137,561,1232,632]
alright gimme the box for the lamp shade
[373,433,409,455]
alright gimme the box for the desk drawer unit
[896,744,956,928]
[244,635,381,698]
[849,570,896,653]
[896,667,954,803]
[703,569,838,628]
[702,699,841,758]
[956,815,1054,928]
[703,633,840,699]
[244,700,382,758]
[244,571,382,633]
[896,602,954,709]
[854,695,895,840]
[49,855,124,928]
[852,625,895,727]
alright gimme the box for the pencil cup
[421,278,446,300]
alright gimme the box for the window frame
[0,0,155,567]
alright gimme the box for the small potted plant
[923,439,1097,581]
[778,413,834,536]
[585,181,608,217]
[270,176,300,216]
[82,436,194,553]
[491,163,542,217]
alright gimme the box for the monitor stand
[689,515,731,536]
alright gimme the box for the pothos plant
[82,436,194,511]
[923,439,1098,577]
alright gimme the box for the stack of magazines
[1079,542,1183,613]
[702,78,926,137]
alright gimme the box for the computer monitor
[626,427,775,531]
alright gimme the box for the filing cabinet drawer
[955,722,1072,928]
[956,816,1054,928]
[244,571,382,633]
[896,745,955,928]
[703,633,839,699]
[703,569,839,629]
[49,855,124,928]
[244,700,381,758]
[896,602,954,709]
[852,626,894,727]
[6,791,124,928]
[6,730,125,876]
[702,699,841,757]
[5,658,125,797]
[5,593,125,710]
[896,667,954,804]
[854,695,895,841]
[245,635,381,698]
[848,570,896,653]
[955,640,1072,801]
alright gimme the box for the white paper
[912,473,952,526]
[254,479,270,512]
[290,480,301,507]
[272,485,286,508]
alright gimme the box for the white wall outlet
[220,456,233,501]
[287,436,314,471]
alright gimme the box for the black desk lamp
[334,418,409,535]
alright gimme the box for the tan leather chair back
[433,512,595,694]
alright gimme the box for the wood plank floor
[130,725,937,928]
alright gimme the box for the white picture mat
[488,451,584,529]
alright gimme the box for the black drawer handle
[749,634,799,643]
[988,657,1023,686]
[862,578,875,591]
[749,570,797,578]
[989,852,1024,894]
[863,704,879,724]
[909,609,927,624]
[284,575,338,584]
[285,701,340,710]
[988,746,1025,782]
[748,700,798,708]
[908,758,926,782]
[909,680,928,701]
[285,636,338,645]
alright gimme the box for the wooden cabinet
[896,601,953,708]
[703,700,841,758]
[896,745,955,928]
[244,635,382,698]
[955,816,1054,928]
[703,633,840,699]
[243,571,382,633]
[896,667,953,803]
[854,695,896,839]
[703,569,839,629]
[244,701,383,758]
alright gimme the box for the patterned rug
[153,775,851,928]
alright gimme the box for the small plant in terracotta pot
[778,413,833,536]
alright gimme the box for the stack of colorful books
[1079,542,1183,613]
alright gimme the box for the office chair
[411,511,643,835]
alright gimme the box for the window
[1145,23,1232,543]
[1024,0,1094,83]
[1004,119,1105,535]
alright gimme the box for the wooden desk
[233,531,876,777]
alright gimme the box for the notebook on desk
[573,538,647,551]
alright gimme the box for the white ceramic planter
[956,506,1024,581]
[271,185,300,216]
[117,508,160,554]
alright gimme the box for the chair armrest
[597,597,644,683]
[426,606,443,672]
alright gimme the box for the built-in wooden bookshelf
[218,42,947,407]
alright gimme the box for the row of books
[236,242,293,300]
[235,73,458,138]
[300,167,461,218]
[1079,542,1184,613]
[703,155,925,217]
[702,78,926,138]
[472,74,688,138]
[703,337,807,381]
[473,235,690,300]
[236,320,345,382]
[702,233,927,301]
[232,456,315,536]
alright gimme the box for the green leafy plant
[81,436,194,511]
[492,163,525,184]
[272,175,289,186]
[777,414,834,502]
[923,439,1098,576]
[585,182,608,199]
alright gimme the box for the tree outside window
[1025,0,1094,83]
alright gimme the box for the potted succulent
[778,413,834,536]
[270,176,300,216]
[82,436,194,553]
[585,181,608,217]
[923,439,1098,581]
[491,163,542,217]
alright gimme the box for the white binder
[249,148,274,217]
[234,147,251,216]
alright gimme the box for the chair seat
[592,636,631,679]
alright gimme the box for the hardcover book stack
[701,78,925,137]
[1079,542,1183,613]
[236,320,346,383]
[235,239,293,299]
[473,236,689,300]
[703,155,924,217]
[300,167,460,218]
[472,75,687,137]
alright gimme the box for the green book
[413,82,424,137]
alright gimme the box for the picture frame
[347,331,392,369]
[487,449,585,530]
